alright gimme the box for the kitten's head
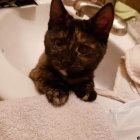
[44,0,114,76]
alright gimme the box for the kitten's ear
[49,0,69,26]
[90,3,114,43]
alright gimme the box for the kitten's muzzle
[58,54,73,67]
[60,59,72,67]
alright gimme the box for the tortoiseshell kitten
[29,0,114,106]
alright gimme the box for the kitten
[29,0,114,106]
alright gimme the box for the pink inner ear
[50,0,67,21]
[51,2,63,17]
[94,4,114,33]
[96,17,109,30]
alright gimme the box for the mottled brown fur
[29,0,114,106]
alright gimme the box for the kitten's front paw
[29,68,69,106]
[46,89,69,106]
[81,90,97,102]
[75,82,97,102]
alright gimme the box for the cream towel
[125,45,140,85]
[114,44,140,102]
[0,94,117,140]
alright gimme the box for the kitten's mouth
[59,69,68,76]
[58,67,84,77]
[54,63,85,77]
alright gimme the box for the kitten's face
[44,0,114,76]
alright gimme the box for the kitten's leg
[29,68,69,106]
[74,82,97,102]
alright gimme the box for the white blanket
[109,99,140,140]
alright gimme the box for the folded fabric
[109,99,140,140]
[115,1,139,19]
[125,45,140,84]
[0,94,117,140]
[114,44,140,102]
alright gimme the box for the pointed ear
[90,3,114,43]
[49,0,69,27]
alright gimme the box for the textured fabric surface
[0,94,117,140]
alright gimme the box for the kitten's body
[29,0,114,106]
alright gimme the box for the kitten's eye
[77,45,92,56]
